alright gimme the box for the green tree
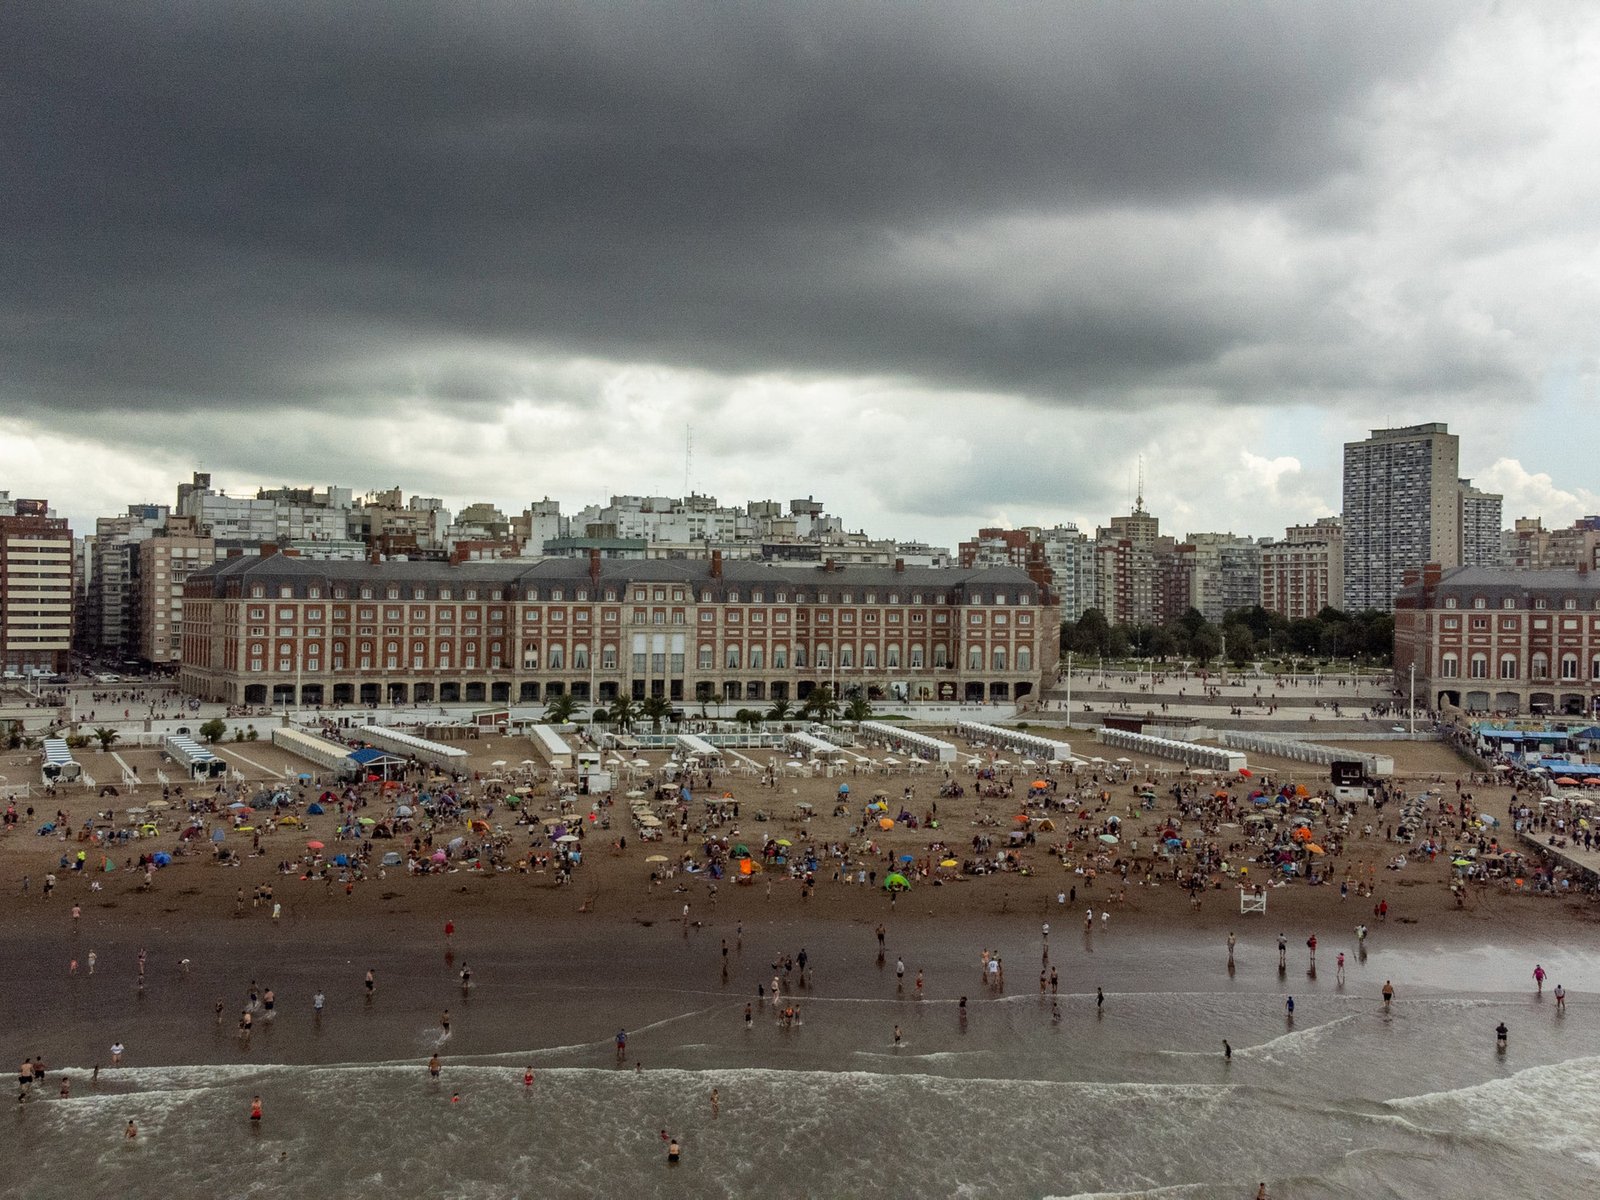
[640,695,673,732]
[1105,626,1130,660]
[1073,608,1111,657]
[801,684,840,721]
[1191,625,1222,665]
[733,708,763,730]
[1286,618,1323,656]
[606,694,637,731]
[843,695,874,722]
[765,698,793,723]
[93,726,120,752]
[1150,627,1179,662]
[543,693,579,725]
[198,717,228,744]
[1221,622,1254,667]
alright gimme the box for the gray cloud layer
[7,0,1470,415]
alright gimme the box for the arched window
[839,645,853,668]
[1440,653,1458,678]
[1531,653,1549,680]
[573,644,590,670]
[547,645,564,670]
[909,644,923,668]
[968,646,983,670]
[863,645,877,668]
[1017,646,1032,671]
[1499,655,1518,680]
[1469,654,1488,679]
[992,646,1007,671]
[886,644,901,668]
[749,645,764,669]
[1562,654,1580,680]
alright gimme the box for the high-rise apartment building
[1458,481,1504,568]
[136,522,218,665]
[1342,423,1463,612]
[1260,518,1345,620]
[1094,500,1173,627]
[0,494,74,673]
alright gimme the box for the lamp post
[1408,660,1416,735]
[1065,651,1074,721]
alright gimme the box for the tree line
[1060,605,1394,668]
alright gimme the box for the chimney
[824,557,836,573]
[259,542,278,558]
[894,558,904,573]
[710,549,723,579]
[589,547,602,584]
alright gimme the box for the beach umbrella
[228,801,248,810]
[1554,776,1578,786]
[1306,844,1325,854]
[878,817,894,830]
[359,816,377,826]
[1584,777,1600,787]
[151,851,172,866]
[645,854,669,863]
[211,828,225,842]
[381,851,402,866]
[395,805,413,818]
[883,872,911,890]
[1032,779,1049,790]
[775,838,792,847]
[432,849,447,863]
[556,834,580,843]
[333,853,350,867]
[147,799,170,810]
[1452,857,1472,867]
[237,825,255,832]
[940,858,958,868]
[1098,834,1119,844]
[306,840,325,850]
[631,759,650,768]
[899,853,915,863]
[1238,768,1253,778]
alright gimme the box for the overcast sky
[4,1,1597,545]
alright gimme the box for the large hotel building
[1395,564,1600,717]
[179,550,1058,709]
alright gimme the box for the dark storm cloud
[4,0,1462,415]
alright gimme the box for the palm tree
[543,693,579,725]
[93,726,120,752]
[802,684,840,721]
[640,695,673,733]
[843,695,873,723]
[606,694,637,731]
[765,698,793,723]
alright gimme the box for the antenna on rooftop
[1136,456,1146,514]
[685,424,693,498]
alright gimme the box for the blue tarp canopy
[306,803,326,814]
[349,748,404,767]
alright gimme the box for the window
[1472,597,1486,609]
[574,645,590,670]
[1440,654,1458,678]
[773,645,788,669]
[1499,655,1518,680]
[1017,646,1032,671]
[1502,598,1515,609]
[839,646,853,668]
[886,645,900,668]
[863,646,877,668]
[726,646,742,669]
[601,645,617,670]
[968,646,983,670]
[992,647,1007,671]
[1469,654,1488,679]
[934,645,948,668]
[699,646,713,669]
[909,645,923,668]
[1531,653,1549,680]
[1561,654,1579,680]
[1443,597,1457,609]
[750,646,764,669]
[1591,657,1600,682]
[548,645,565,669]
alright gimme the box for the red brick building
[1395,564,1600,717]
[179,550,1059,709]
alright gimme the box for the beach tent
[883,872,911,890]
[307,803,326,815]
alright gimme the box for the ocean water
[3,916,1596,1199]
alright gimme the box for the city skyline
[5,4,1599,547]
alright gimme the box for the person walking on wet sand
[365,968,375,998]
[615,1029,627,1063]
[1382,980,1395,1008]
[428,1054,441,1080]
[1533,963,1546,993]
[1227,931,1236,965]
